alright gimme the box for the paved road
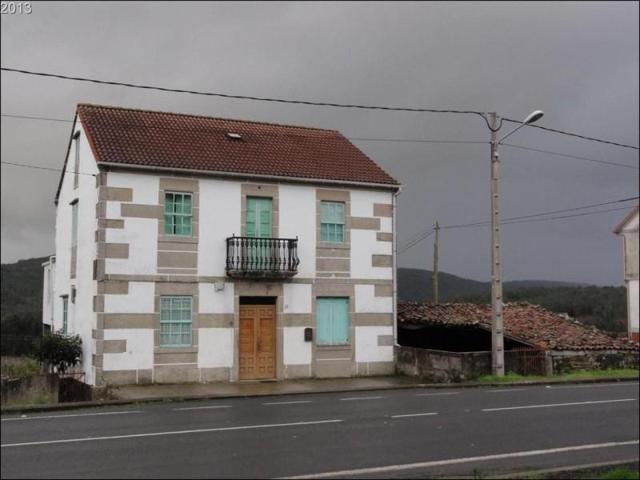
[1,382,638,478]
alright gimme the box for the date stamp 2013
[1,2,32,14]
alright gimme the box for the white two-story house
[43,104,401,386]
[614,206,639,343]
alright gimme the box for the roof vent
[226,132,243,140]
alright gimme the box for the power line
[502,143,639,170]
[0,161,96,176]
[2,113,636,170]
[503,117,639,151]
[2,67,638,151]
[0,67,484,116]
[398,196,639,253]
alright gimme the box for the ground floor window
[160,296,192,347]
[316,297,349,345]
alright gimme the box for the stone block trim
[353,313,393,326]
[70,246,77,279]
[121,204,163,219]
[317,247,350,258]
[157,252,197,269]
[103,243,129,259]
[98,280,129,295]
[376,232,393,242]
[282,314,313,327]
[100,313,157,329]
[154,352,198,365]
[372,254,393,267]
[317,258,350,272]
[350,216,381,230]
[98,218,125,229]
[103,339,127,354]
[196,314,234,328]
[377,335,394,346]
[100,186,133,202]
[374,284,393,297]
[373,203,393,217]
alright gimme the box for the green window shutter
[316,297,349,345]
[160,296,193,347]
[246,197,272,238]
[320,201,345,243]
[164,192,193,236]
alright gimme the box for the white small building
[614,206,639,342]
[41,255,56,334]
[44,104,401,386]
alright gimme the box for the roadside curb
[2,375,638,415]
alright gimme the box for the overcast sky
[1,1,638,285]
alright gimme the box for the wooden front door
[239,304,276,380]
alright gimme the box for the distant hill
[1,256,48,321]
[397,267,583,302]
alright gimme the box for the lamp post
[484,110,544,376]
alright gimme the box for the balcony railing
[226,236,299,278]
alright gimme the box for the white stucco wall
[351,230,393,279]
[283,327,312,365]
[354,326,394,363]
[103,329,154,371]
[199,283,235,313]
[629,279,639,334]
[354,285,393,313]
[53,120,99,384]
[279,184,316,277]
[104,282,155,313]
[198,328,234,367]
[198,179,242,277]
[283,284,312,313]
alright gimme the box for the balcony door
[246,197,272,269]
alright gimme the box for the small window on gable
[164,192,193,236]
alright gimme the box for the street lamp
[484,109,544,376]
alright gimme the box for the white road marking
[482,398,636,412]
[487,388,528,393]
[1,410,143,422]
[282,440,640,479]
[415,392,460,397]
[545,382,639,390]
[391,412,438,419]
[1,419,344,448]
[263,401,313,406]
[339,396,383,401]
[173,405,232,411]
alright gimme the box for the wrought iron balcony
[226,236,299,278]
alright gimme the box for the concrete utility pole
[489,113,505,376]
[432,221,440,304]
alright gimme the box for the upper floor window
[71,200,79,247]
[61,295,68,334]
[164,192,192,236]
[320,201,345,243]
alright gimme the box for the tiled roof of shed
[398,302,638,351]
[76,104,399,186]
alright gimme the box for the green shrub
[37,333,82,374]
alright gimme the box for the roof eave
[97,162,402,191]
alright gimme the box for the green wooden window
[316,297,349,345]
[71,201,79,247]
[160,296,192,347]
[246,197,272,238]
[61,296,68,334]
[164,192,193,236]
[320,201,345,243]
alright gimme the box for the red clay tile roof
[76,104,399,187]
[398,302,639,351]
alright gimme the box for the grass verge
[477,369,639,383]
